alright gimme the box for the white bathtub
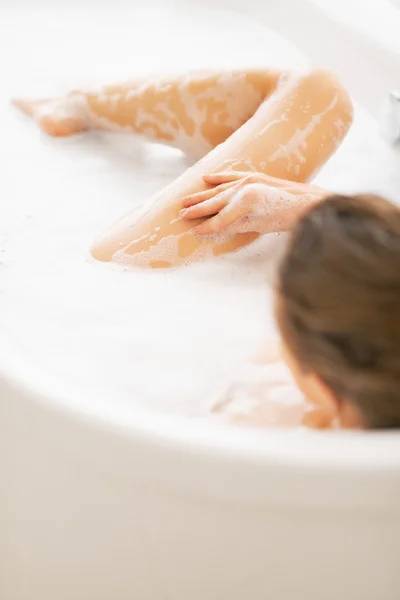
[1,1,400,599]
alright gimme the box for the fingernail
[180,208,189,217]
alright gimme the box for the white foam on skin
[77,69,281,161]
[1,6,400,421]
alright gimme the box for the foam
[210,182,321,235]
[267,94,339,168]
[1,5,400,423]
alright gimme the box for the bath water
[1,5,399,419]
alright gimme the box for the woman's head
[276,193,400,429]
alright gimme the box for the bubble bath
[1,5,400,422]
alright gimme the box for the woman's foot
[12,95,88,137]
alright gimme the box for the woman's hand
[180,171,327,236]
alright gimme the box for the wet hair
[277,194,400,429]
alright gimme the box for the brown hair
[277,194,400,429]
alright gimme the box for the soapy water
[1,5,400,421]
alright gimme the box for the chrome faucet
[381,90,400,145]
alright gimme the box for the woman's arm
[181,171,329,236]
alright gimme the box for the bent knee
[287,68,354,124]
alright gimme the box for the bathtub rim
[2,0,400,512]
[3,330,400,514]
[2,335,400,473]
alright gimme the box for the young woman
[14,68,353,267]
[18,67,398,431]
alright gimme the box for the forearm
[277,186,329,232]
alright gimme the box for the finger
[181,194,230,220]
[182,182,242,221]
[195,200,249,236]
[203,171,253,185]
[181,182,234,208]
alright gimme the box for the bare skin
[213,339,335,429]
[14,68,353,268]
[214,323,363,430]
[181,171,329,236]
[13,68,359,429]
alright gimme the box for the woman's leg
[91,70,353,267]
[14,69,353,268]
[13,69,280,160]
